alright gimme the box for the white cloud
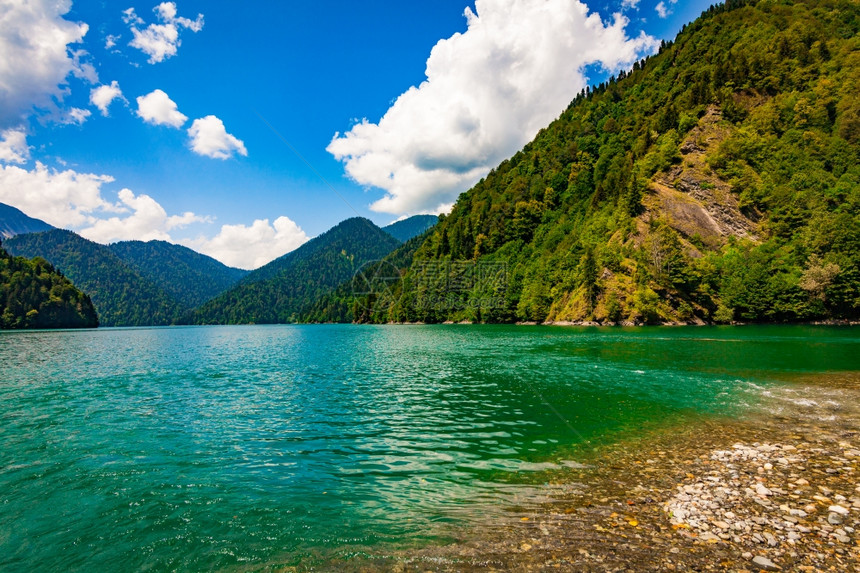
[0,162,117,227]
[0,161,211,244]
[0,159,301,269]
[105,34,120,50]
[0,0,91,128]
[90,81,125,116]
[621,0,640,10]
[136,89,187,127]
[70,49,98,84]
[656,0,676,19]
[79,188,210,243]
[0,128,30,164]
[60,107,92,125]
[122,8,144,26]
[185,217,308,270]
[327,0,659,215]
[125,2,204,64]
[188,115,247,159]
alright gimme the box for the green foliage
[351,0,860,325]
[0,241,98,329]
[5,230,184,327]
[108,240,248,309]
[192,218,401,324]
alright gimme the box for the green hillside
[108,240,248,309]
[0,241,98,329]
[299,229,433,323]
[191,217,402,324]
[351,0,859,325]
[4,230,183,327]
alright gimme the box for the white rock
[829,505,849,515]
[752,555,781,571]
[756,484,773,496]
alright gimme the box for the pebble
[828,504,849,515]
[411,383,860,573]
[752,555,781,570]
[756,484,773,496]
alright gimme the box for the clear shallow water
[1,324,858,571]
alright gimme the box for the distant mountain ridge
[4,230,250,326]
[191,217,401,324]
[0,203,54,239]
[108,240,249,309]
[382,215,438,242]
[4,230,184,327]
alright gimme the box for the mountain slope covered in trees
[191,218,401,324]
[342,0,860,325]
[4,230,184,327]
[0,241,98,329]
[0,203,54,239]
[108,240,248,309]
[298,228,433,323]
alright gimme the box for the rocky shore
[311,372,860,572]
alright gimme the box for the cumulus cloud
[125,2,204,64]
[0,162,117,227]
[656,0,677,19]
[60,107,92,125]
[0,161,211,245]
[328,0,658,215]
[0,160,303,269]
[0,0,91,128]
[0,128,30,164]
[90,81,125,116]
[184,217,308,270]
[621,0,640,9]
[79,188,210,243]
[188,115,247,159]
[136,89,187,127]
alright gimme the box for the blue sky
[0,0,712,268]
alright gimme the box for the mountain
[350,0,860,325]
[0,203,54,239]
[299,228,434,323]
[108,240,248,309]
[1,241,98,329]
[191,217,401,324]
[382,215,438,242]
[4,230,183,327]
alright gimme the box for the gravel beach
[315,372,860,572]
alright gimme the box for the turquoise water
[1,325,858,571]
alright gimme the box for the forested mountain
[0,241,98,329]
[0,203,54,239]
[382,215,438,242]
[4,230,183,327]
[338,0,860,325]
[191,218,401,324]
[299,229,433,323]
[108,240,248,309]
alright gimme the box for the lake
[1,324,858,571]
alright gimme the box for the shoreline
[313,372,860,572]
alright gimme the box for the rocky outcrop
[643,106,760,250]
